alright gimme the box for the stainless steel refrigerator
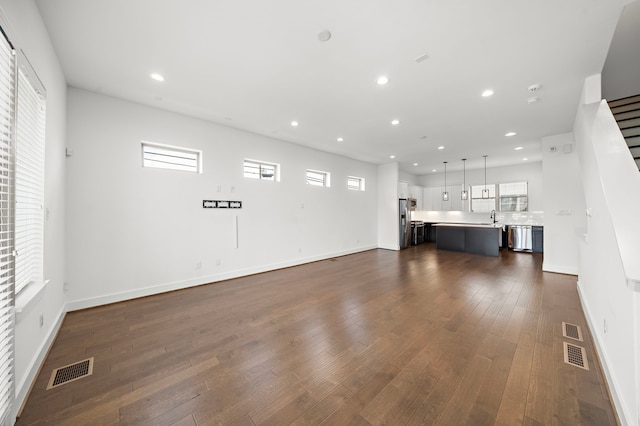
[399,198,416,249]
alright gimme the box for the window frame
[306,169,331,187]
[347,176,365,191]
[243,159,280,181]
[14,50,46,296]
[141,141,203,173]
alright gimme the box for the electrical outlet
[63,282,69,293]
[39,313,44,328]
[196,261,202,269]
[298,248,302,254]
[603,318,608,334]
[216,259,221,266]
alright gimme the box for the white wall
[602,0,640,101]
[541,133,586,275]
[377,162,399,250]
[65,88,379,309]
[574,76,640,426]
[0,0,67,420]
[418,162,544,211]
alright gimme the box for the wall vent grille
[47,358,94,390]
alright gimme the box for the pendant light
[482,155,490,199]
[442,161,449,201]
[461,159,468,200]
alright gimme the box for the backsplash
[412,210,544,226]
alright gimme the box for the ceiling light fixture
[337,137,344,142]
[523,158,529,161]
[505,132,516,137]
[291,121,299,127]
[514,146,524,151]
[437,146,444,150]
[528,96,540,104]
[482,155,490,199]
[318,30,332,42]
[482,89,494,97]
[432,169,437,172]
[413,163,418,166]
[377,76,389,85]
[390,155,396,159]
[461,159,468,201]
[150,73,164,82]
[442,162,449,202]
[391,119,400,125]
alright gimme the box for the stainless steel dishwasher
[509,225,533,252]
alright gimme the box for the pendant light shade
[442,161,449,201]
[482,155,490,199]
[461,158,468,200]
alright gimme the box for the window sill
[15,280,49,324]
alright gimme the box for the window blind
[0,25,16,426]
[14,60,45,295]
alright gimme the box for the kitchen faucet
[490,210,497,223]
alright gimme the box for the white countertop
[433,223,503,229]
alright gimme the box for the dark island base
[436,226,500,257]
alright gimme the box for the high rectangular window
[142,142,202,173]
[243,159,279,181]
[347,176,365,191]
[306,169,330,187]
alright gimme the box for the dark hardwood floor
[17,245,617,425]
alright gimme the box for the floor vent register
[47,358,94,390]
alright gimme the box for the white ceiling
[35,0,632,174]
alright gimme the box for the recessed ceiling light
[437,146,444,150]
[413,163,418,166]
[523,158,528,161]
[150,73,164,82]
[318,30,332,42]
[377,76,389,85]
[482,89,494,97]
[514,146,524,151]
[432,169,437,172]
[505,132,516,137]
[390,155,396,159]
[337,137,344,142]
[291,121,299,127]
[391,119,400,126]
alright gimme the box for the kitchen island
[433,223,503,257]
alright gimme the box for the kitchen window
[470,184,496,213]
[244,159,279,181]
[499,181,528,212]
[142,141,202,173]
[347,176,365,191]
[306,169,330,187]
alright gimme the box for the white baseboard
[542,262,578,275]
[12,303,66,422]
[377,244,399,251]
[576,281,631,425]
[66,245,377,312]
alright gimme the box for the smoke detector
[528,84,541,93]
